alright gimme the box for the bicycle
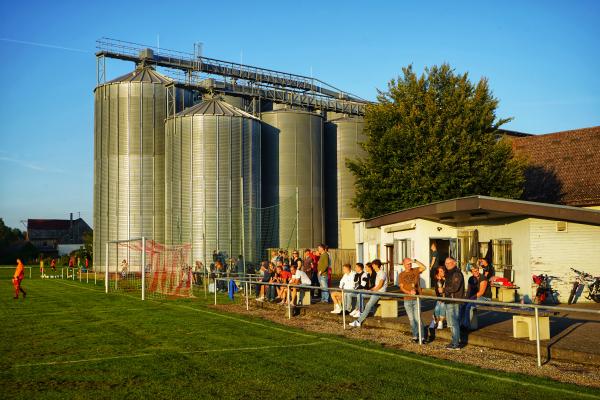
[568,268,600,304]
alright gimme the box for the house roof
[27,218,91,231]
[512,126,600,207]
[361,196,600,229]
[27,219,71,231]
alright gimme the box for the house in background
[354,196,600,303]
[512,125,600,210]
[27,213,92,255]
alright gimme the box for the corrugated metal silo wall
[93,81,189,270]
[165,114,260,265]
[334,117,366,247]
[335,117,365,220]
[261,110,324,250]
[323,121,338,248]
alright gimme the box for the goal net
[105,238,194,299]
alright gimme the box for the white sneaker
[255,297,264,302]
[437,321,444,329]
[349,320,361,328]
[330,305,340,314]
[350,310,360,318]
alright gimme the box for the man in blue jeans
[349,259,387,327]
[399,258,427,343]
[316,244,330,303]
[444,257,465,350]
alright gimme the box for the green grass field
[1,266,599,399]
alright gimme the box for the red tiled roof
[512,126,600,207]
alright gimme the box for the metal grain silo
[165,99,261,265]
[93,67,189,270]
[261,109,324,249]
[327,116,366,249]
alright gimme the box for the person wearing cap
[399,258,427,343]
[13,259,27,299]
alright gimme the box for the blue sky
[0,0,599,229]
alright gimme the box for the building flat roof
[362,196,600,229]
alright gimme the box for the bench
[374,299,399,318]
[512,315,550,340]
[300,290,311,306]
[492,286,517,302]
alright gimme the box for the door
[385,244,394,284]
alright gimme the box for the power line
[0,38,91,54]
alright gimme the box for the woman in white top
[330,264,356,314]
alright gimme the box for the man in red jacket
[13,259,27,299]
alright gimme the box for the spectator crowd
[206,243,496,351]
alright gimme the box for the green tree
[0,218,24,249]
[348,64,525,219]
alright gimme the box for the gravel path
[214,302,600,390]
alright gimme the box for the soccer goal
[105,237,194,300]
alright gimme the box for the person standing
[349,259,387,327]
[39,258,44,276]
[429,241,438,287]
[50,258,56,272]
[13,259,26,299]
[399,258,427,343]
[290,250,302,270]
[316,244,330,303]
[444,257,464,350]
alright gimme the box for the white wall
[459,218,531,300]
[529,219,600,303]
[357,218,457,287]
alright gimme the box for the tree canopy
[348,64,525,219]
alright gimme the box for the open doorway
[429,238,456,286]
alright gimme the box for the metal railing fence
[214,277,600,367]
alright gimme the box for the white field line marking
[320,337,600,399]
[52,280,105,293]
[44,278,598,398]
[168,303,317,339]
[56,281,318,339]
[14,342,321,368]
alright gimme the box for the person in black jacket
[350,263,369,317]
[443,257,464,350]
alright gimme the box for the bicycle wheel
[568,282,578,305]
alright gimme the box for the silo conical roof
[106,67,172,84]
[176,98,258,119]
